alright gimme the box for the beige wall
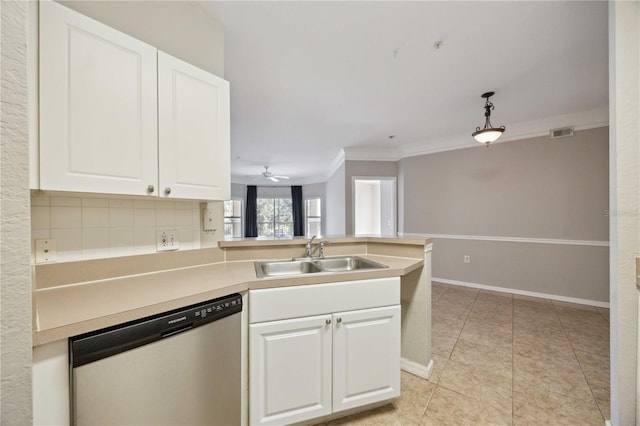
[398,128,610,303]
[325,162,346,236]
[1,0,33,422]
[401,128,609,241]
[433,239,609,301]
[344,160,398,235]
[57,0,224,77]
[608,1,639,424]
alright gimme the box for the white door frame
[351,176,397,236]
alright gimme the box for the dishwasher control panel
[70,293,242,368]
[195,297,241,319]
[166,294,242,329]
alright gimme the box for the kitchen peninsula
[33,236,432,424]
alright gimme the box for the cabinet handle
[336,317,342,323]
[164,187,172,195]
[147,185,155,194]
[325,319,331,325]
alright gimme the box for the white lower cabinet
[249,278,401,426]
[332,306,401,413]
[250,315,333,425]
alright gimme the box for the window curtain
[245,185,258,237]
[291,186,304,236]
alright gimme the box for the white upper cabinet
[158,52,230,200]
[38,1,230,200]
[39,1,158,196]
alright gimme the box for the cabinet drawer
[249,277,400,323]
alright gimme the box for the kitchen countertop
[33,236,430,346]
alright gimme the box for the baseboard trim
[401,357,433,380]
[400,232,609,247]
[433,277,610,308]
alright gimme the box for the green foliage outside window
[258,198,293,238]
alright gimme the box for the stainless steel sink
[254,256,387,278]
[313,256,387,272]
[255,260,321,279]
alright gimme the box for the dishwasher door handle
[161,324,193,338]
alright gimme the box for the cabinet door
[250,315,332,425]
[333,305,401,412]
[39,1,158,196]
[158,52,230,200]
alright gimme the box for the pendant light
[472,91,505,147]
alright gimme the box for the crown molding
[231,107,609,186]
[343,146,401,162]
[343,107,609,162]
[320,148,346,182]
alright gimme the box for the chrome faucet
[304,235,317,257]
[318,240,328,259]
[304,235,330,259]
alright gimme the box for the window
[305,198,322,236]
[257,198,293,238]
[223,199,243,238]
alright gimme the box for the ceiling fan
[259,165,290,182]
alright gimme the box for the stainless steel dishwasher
[70,293,242,426]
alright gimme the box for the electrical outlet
[157,230,179,252]
[463,255,471,264]
[35,239,58,263]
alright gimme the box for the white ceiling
[203,1,609,185]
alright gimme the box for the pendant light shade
[473,129,504,144]
[472,92,505,146]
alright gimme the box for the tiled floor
[322,281,610,425]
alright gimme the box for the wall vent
[550,127,575,139]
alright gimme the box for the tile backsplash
[31,193,203,263]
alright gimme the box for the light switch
[203,204,217,231]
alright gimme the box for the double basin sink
[255,256,388,279]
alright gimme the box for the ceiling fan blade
[274,175,290,180]
[268,176,279,182]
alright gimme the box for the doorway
[353,177,396,236]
